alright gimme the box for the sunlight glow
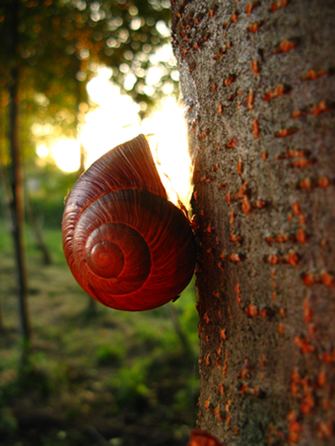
[50,139,80,173]
[40,67,192,204]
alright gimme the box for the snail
[62,134,196,311]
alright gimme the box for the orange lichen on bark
[321,271,335,287]
[299,177,312,189]
[230,231,241,242]
[225,189,231,205]
[295,335,315,354]
[318,176,331,188]
[286,250,299,267]
[247,303,259,317]
[275,127,299,137]
[302,271,318,285]
[292,201,302,216]
[229,210,234,226]
[287,411,302,444]
[270,0,287,12]
[242,195,252,213]
[278,323,284,334]
[231,13,238,23]
[248,22,260,32]
[255,199,266,209]
[246,91,254,110]
[302,68,328,81]
[317,422,333,439]
[292,157,312,168]
[263,84,285,101]
[304,299,313,323]
[245,1,259,14]
[274,39,296,53]
[226,138,237,148]
[251,59,259,76]
[252,118,259,138]
[310,99,329,116]
[260,150,268,161]
[229,253,242,262]
[292,109,305,118]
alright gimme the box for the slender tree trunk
[172,1,335,445]
[25,194,52,265]
[9,0,31,345]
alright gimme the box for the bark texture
[171,1,335,445]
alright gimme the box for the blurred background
[0,0,199,445]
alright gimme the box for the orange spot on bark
[267,254,280,265]
[317,422,333,439]
[247,303,259,317]
[275,127,299,137]
[260,150,268,161]
[225,189,231,205]
[292,158,312,168]
[296,228,307,243]
[292,201,302,216]
[295,335,315,354]
[242,195,251,213]
[230,231,241,242]
[251,59,259,76]
[263,84,285,101]
[299,177,312,189]
[226,138,237,148]
[318,176,330,188]
[278,324,284,334]
[310,99,329,116]
[321,271,335,287]
[247,91,254,110]
[229,253,242,262]
[304,299,313,323]
[231,13,238,23]
[274,39,296,53]
[229,210,234,226]
[252,118,259,138]
[255,199,266,209]
[292,109,305,118]
[303,68,328,80]
[224,75,235,86]
[248,22,260,32]
[302,271,318,286]
[286,250,299,267]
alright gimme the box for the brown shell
[62,134,197,311]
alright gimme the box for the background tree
[171,0,335,444]
[0,0,176,336]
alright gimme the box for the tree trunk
[9,0,31,345]
[171,1,335,445]
[25,194,52,265]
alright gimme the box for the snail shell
[62,134,196,311]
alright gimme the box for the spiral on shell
[62,134,196,311]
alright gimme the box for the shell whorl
[62,134,196,311]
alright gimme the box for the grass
[0,219,200,446]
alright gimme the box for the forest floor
[0,224,199,446]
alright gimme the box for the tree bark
[8,0,31,345]
[171,0,335,445]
